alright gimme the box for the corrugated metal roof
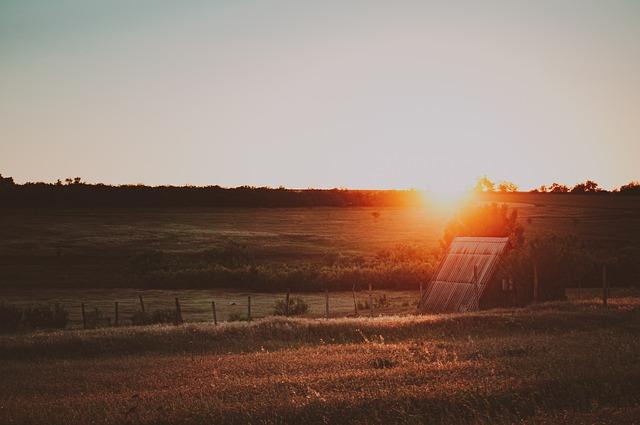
[419,237,509,313]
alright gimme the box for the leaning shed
[419,236,513,314]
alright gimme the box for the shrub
[0,303,69,332]
[22,304,69,330]
[357,294,390,310]
[83,308,107,329]
[227,312,248,322]
[130,309,178,326]
[442,203,524,248]
[496,235,599,302]
[273,297,309,316]
[0,302,23,332]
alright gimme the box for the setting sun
[1,1,640,423]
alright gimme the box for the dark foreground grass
[1,298,639,424]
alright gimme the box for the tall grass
[0,298,639,424]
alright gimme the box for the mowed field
[1,294,639,424]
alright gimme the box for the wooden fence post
[533,264,539,303]
[325,288,329,319]
[211,301,217,326]
[368,282,373,317]
[175,297,183,324]
[602,264,608,308]
[247,296,252,321]
[81,303,87,329]
[473,264,479,309]
[352,285,358,316]
[114,301,119,326]
[138,295,145,313]
[285,290,290,317]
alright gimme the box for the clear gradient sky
[1,0,639,191]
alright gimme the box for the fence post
[368,282,373,317]
[114,301,119,326]
[285,290,290,317]
[175,297,183,324]
[325,288,329,319]
[212,301,217,325]
[602,264,608,308]
[533,264,539,303]
[247,296,252,321]
[473,264,479,309]
[352,285,358,316]
[419,282,424,300]
[138,295,145,313]
[81,303,87,329]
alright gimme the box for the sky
[1,0,639,192]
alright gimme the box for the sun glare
[421,184,472,213]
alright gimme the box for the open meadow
[1,193,640,292]
[1,193,640,423]
[1,292,639,424]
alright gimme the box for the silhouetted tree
[571,180,604,193]
[549,183,569,193]
[618,181,640,194]
[473,176,495,193]
[497,181,518,192]
[0,174,15,190]
[442,203,524,248]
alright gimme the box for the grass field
[1,193,640,291]
[0,287,633,328]
[1,293,639,424]
[0,288,421,326]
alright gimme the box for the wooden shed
[418,236,518,314]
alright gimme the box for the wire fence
[42,289,422,329]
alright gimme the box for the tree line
[474,175,640,194]
[1,173,639,208]
[0,174,423,208]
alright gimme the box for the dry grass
[0,289,420,327]
[2,193,640,290]
[1,296,639,424]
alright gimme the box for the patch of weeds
[228,313,249,322]
[130,309,178,326]
[371,357,398,369]
[503,347,529,357]
[273,297,309,316]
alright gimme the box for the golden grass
[1,297,639,424]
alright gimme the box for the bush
[83,308,107,329]
[227,312,248,322]
[127,243,439,292]
[22,303,69,330]
[357,294,390,310]
[0,302,23,332]
[0,303,69,332]
[496,235,598,302]
[273,297,309,316]
[130,309,178,326]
